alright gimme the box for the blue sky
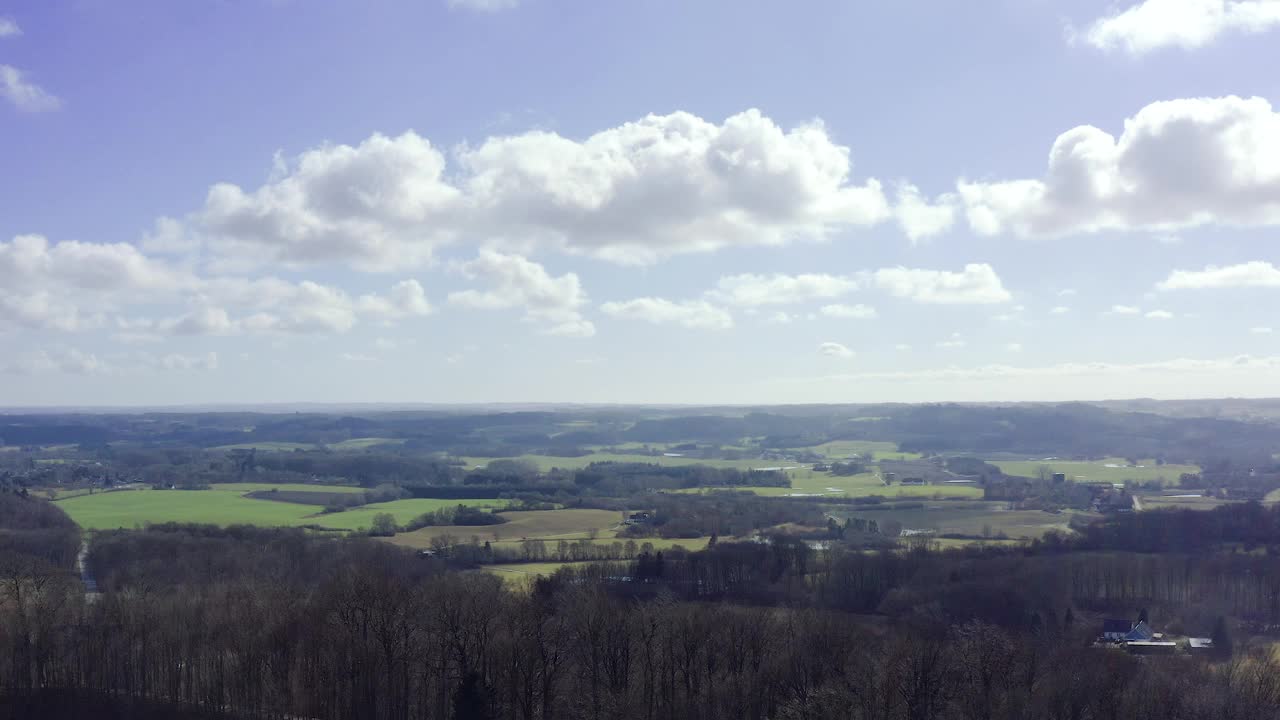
[2,0,1280,405]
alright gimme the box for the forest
[4,486,1280,719]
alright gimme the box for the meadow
[387,508,624,548]
[675,470,984,500]
[832,502,1093,539]
[55,485,501,531]
[989,457,1199,485]
[802,440,923,461]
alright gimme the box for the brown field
[385,508,623,549]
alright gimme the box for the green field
[804,440,922,461]
[209,483,364,494]
[458,453,801,473]
[675,470,983,500]
[388,509,624,547]
[211,437,404,452]
[310,498,506,531]
[210,441,317,452]
[832,502,1092,539]
[990,458,1199,485]
[55,487,501,531]
[57,488,321,529]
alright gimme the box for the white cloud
[764,311,793,325]
[0,65,61,112]
[599,298,733,330]
[357,279,433,319]
[1107,305,1142,315]
[0,17,20,37]
[936,332,966,349]
[957,96,1280,238]
[340,352,378,362]
[1006,342,1023,352]
[1058,288,1078,296]
[894,343,912,351]
[893,183,957,241]
[449,250,593,337]
[448,0,520,10]
[1250,326,1273,334]
[185,109,892,268]
[711,273,858,306]
[819,303,878,319]
[1157,261,1280,289]
[0,349,217,375]
[1050,306,1071,314]
[1145,309,1175,319]
[819,341,854,358]
[796,354,1280,385]
[1080,0,1280,55]
[872,264,1011,304]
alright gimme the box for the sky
[2,0,1280,406]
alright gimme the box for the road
[77,541,100,600]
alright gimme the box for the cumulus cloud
[711,273,859,306]
[1079,0,1280,55]
[936,332,966,349]
[0,235,432,336]
[1006,342,1024,352]
[893,183,958,241]
[184,109,891,268]
[796,354,1280,384]
[1145,309,1175,319]
[872,264,1011,304]
[1251,326,1274,334]
[1050,306,1071,314]
[1107,305,1142,315]
[819,342,854,358]
[599,298,733,330]
[0,349,217,375]
[957,96,1280,238]
[819,303,878,319]
[0,65,61,112]
[0,17,20,37]
[449,250,593,337]
[1156,261,1280,289]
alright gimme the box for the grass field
[482,561,608,586]
[211,437,404,452]
[1140,494,1235,511]
[311,498,506,531]
[210,441,317,452]
[675,470,983,500]
[209,483,364,494]
[804,440,922,461]
[387,509,624,548]
[55,486,500,531]
[457,453,793,472]
[57,488,321,529]
[832,502,1093,539]
[990,457,1199,485]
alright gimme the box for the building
[1124,621,1155,642]
[1126,641,1178,655]
[1101,619,1131,642]
[1187,638,1214,655]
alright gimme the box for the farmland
[803,440,922,461]
[990,457,1199,485]
[387,508,623,548]
[676,470,983,499]
[55,485,502,531]
[832,502,1094,539]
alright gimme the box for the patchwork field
[803,440,922,461]
[990,457,1198,485]
[833,502,1095,539]
[386,509,624,548]
[210,437,404,452]
[675,470,983,500]
[55,485,501,531]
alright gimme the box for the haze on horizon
[3,0,1280,406]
